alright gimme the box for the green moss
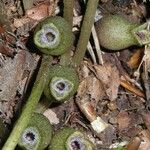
[50,127,94,150]
[18,113,52,150]
[34,16,73,56]
[44,65,79,102]
[96,15,139,50]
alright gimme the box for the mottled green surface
[66,131,94,150]
[44,65,79,102]
[18,113,52,150]
[50,127,94,150]
[49,127,75,150]
[34,16,73,56]
[96,15,139,50]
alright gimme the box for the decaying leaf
[13,18,30,28]
[77,61,106,104]
[0,50,37,123]
[117,111,131,130]
[26,4,49,20]
[127,48,144,69]
[93,62,120,101]
[144,45,150,72]
[138,130,150,150]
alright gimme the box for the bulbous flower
[44,65,79,102]
[49,127,94,150]
[18,113,52,150]
[34,16,73,56]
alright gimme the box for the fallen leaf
[0,43,14,57]
[117,111,131,130]
[77,76,105,106]
[13,18,30,28]
[138,130,150,150]
[127,48,144,69]
[93,62,120,101]
[26,4,49,20]
[144,45,150,72]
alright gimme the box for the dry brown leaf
[117,111,131,130]
[138,130,150,150]
[144,45,150,72]
[26,4,49,20]
[141,111,150,133]
[77,76,105,105]
[120,79,145,98]
[93,62,120,101]
[127,48,144,69]
[125,137,141,150]
[0,50,36,123]
[13,18,30,28]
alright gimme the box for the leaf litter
[1,0,150,149]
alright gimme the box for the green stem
[2,55,52,150]
[63,0,74,27]
[60,0,74,66]
[35,98,52,114]
[72,0,99,67]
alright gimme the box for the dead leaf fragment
[138,130,150,150]
[125,136,141,150]
[144,45,150,72]
[117,111,131,130]
[120,79,145,98]
[127,48,143,69]
[13,18,30,28]
[93,62,120,101]
[26,4,49,20]
[77,76,105,105]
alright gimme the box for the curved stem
[2,55,52,150]
[72,0,99,67]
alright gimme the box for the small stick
[91,26,104,65]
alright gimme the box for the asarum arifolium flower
[34,16,73,56]
[49,127,94,150]
[44,65,79,102]
[18,113,52,150]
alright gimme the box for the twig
[87,41,97,64]
[2,55,52,150]
[91,26,104,65]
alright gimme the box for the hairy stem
[63,0,74,27]
[60,0,74,66]
[72,0,99,67]
[2,55,52,150]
